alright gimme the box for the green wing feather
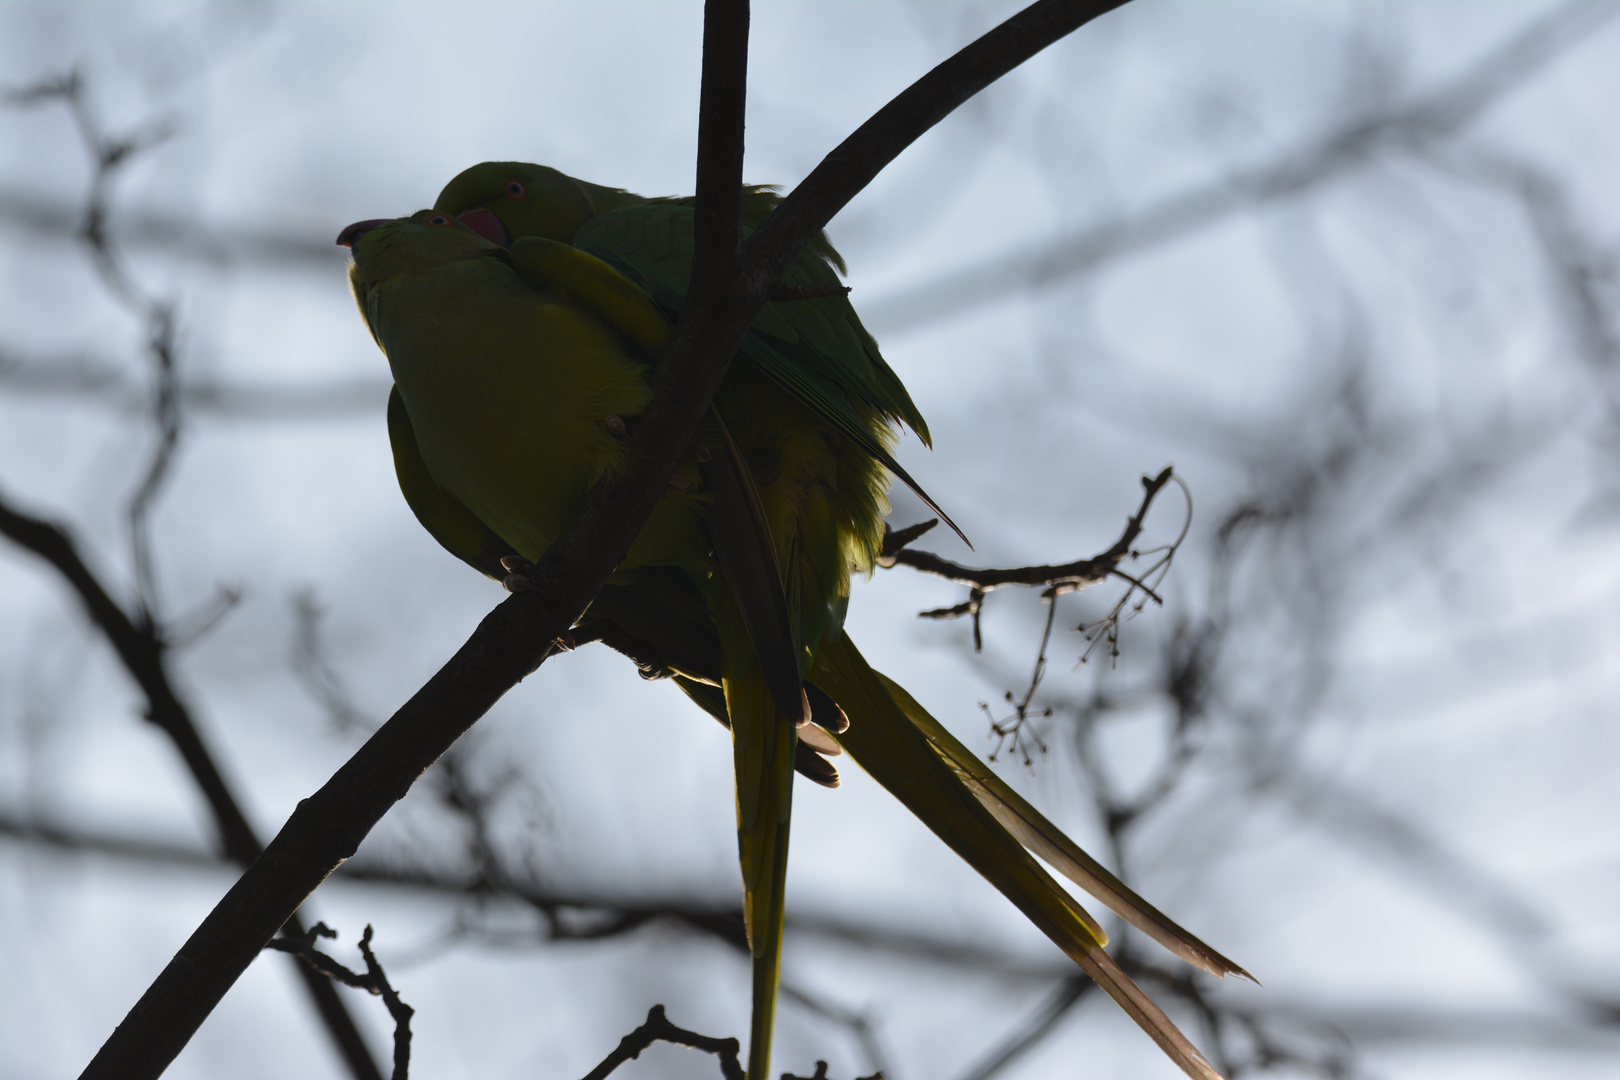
[387,384,518,580]
[573,202,967,543]
[498,234,808,726]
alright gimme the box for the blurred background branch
[0,68,385,1080]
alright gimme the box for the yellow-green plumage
[350,210,832,1080]
[344,167,1247,1080]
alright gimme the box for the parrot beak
[336,218,396,248]
[457,207,511,248]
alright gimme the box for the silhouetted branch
[780,1061,885,1080]
[290,589,378,735]
[268,924,414,1080]
[888,466,1184,664]
[883,467,1178,591]
[7,69,182,619]
[955,976,1093,1080]
[0,346,390,419]
[3,65,389,1080]
[580,1005,743,1080]
[0,494,384,1080]
[743,0,1130,289]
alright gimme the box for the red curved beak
[336,218,395,248]
[457,207,510,247]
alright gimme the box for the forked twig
[580,1005,743,1080]
[268,924,414,1080]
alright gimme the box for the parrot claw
[796,719,843,757]
[499,555,539,593]
[767,282,852,302]
[669,471,692,490]
[795,742,841,788]
[806,681,851,735]
[605,414,628,438]
[693,445,712,463]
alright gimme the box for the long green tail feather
[812,632,1223,1080]
[719,596,797,1080]
[877,673,1255,983]
[704,407,809,726]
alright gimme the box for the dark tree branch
[742,0,1130,292]
[886,468,1186,706]
[74,5,1136,1077]
[12,804,1619,1068]
[0,809,1065,979]
[955,976,1094,1080]
[884,467,1175,591]
[0,492,384,1080]
[11,69,183,621]
[0,345,392,420]
[780,1062,884,1080]
[689,0,749,305]
[580,1005,744,1080]
[267,924,414,1080]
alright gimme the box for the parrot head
[434,161,645,248]
[337,209,497,287]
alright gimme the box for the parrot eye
[426,215,451,226]
[506,180,525,199]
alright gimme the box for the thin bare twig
[268,924,414,1080]
[780,1062,885,1080]
[580,1005,743,1080]
[886,468,1187,751]
[884,466,1177,593]
[3,69,386,1080]
[954,976,1094,1080]
[290,589,377,734]
[894,468,1185,665]
[979,593,1057,766]
[6,70,183,622]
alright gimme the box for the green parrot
[339,164,1248,1080]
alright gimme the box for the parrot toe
[806,681,850,734]
[499,554,539,593]
[794,742,840,787]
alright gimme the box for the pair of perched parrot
[339,162,1248,1080]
